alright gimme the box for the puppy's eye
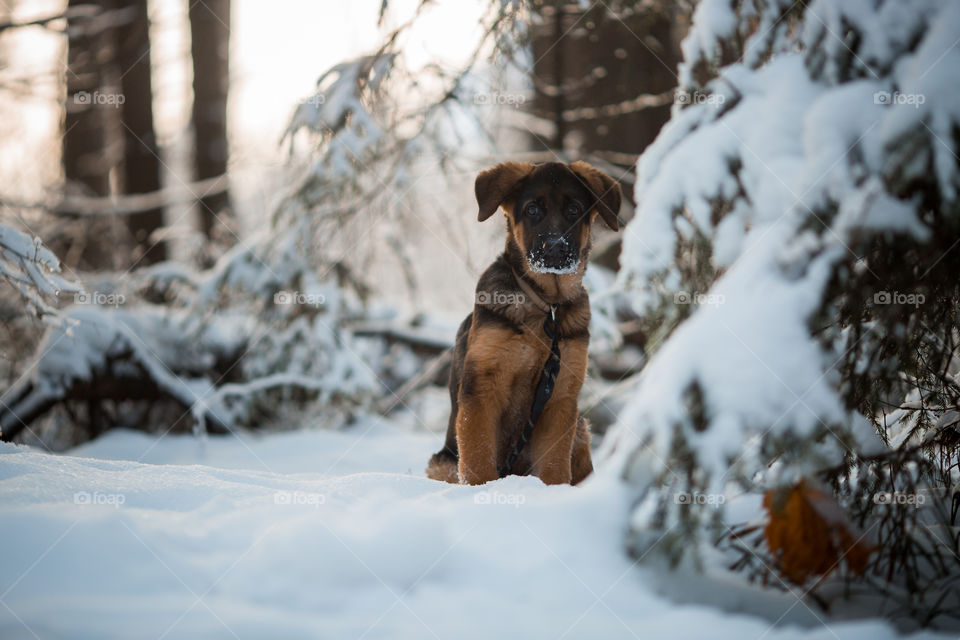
[523,203,542,218]
[564,202,583,218]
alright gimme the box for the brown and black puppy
[426,161,621,486]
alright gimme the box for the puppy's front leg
[529,338,588,485]
[455,355,503,485]
[528,397,578,485]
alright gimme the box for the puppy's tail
[426,449,459,484]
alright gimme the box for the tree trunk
[531,1,679,161]
[550,0,565,150]
[530,0,683,270]
[64,1,116,198]
[189,0,231,239]
[114,0,165,265]
[63,0,127,269]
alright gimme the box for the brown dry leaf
[763,480,875,584]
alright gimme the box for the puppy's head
[475,161,621,276]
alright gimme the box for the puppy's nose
[538,233,567,251]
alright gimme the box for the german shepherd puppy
[426,161,621,485]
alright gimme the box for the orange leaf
[763,480,875,584]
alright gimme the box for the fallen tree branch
[349,322,453,355]
[0,174,229,217]
[375,349,452,415]
[0,351,230,442]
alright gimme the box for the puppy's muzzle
[528,232,580,274]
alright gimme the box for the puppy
[426,161,621,485]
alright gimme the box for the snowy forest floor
[0,418,950,639]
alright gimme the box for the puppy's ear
[570,161,622,231]
[475,162,534,221]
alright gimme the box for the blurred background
[0,0,692,449]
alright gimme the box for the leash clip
[549,305,556,322]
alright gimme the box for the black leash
[499,305,562,478]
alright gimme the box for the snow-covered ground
[0,423,947,639]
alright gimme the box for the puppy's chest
[504,318,588,385]
[487,323,544,378]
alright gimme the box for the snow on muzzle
[527,232,580,275]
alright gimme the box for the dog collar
[510,268,556,317]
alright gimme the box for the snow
[623,54,820,302]
[283,55,392,182]
[609,0,960,534]
[801,0,940,84]
[1,306,251,438]
[879,2,960,203]
[0,425,946,639]
[679,0,739,85]
[605,220,881,494]
[528,256,581,275]
[0,223,81,324]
